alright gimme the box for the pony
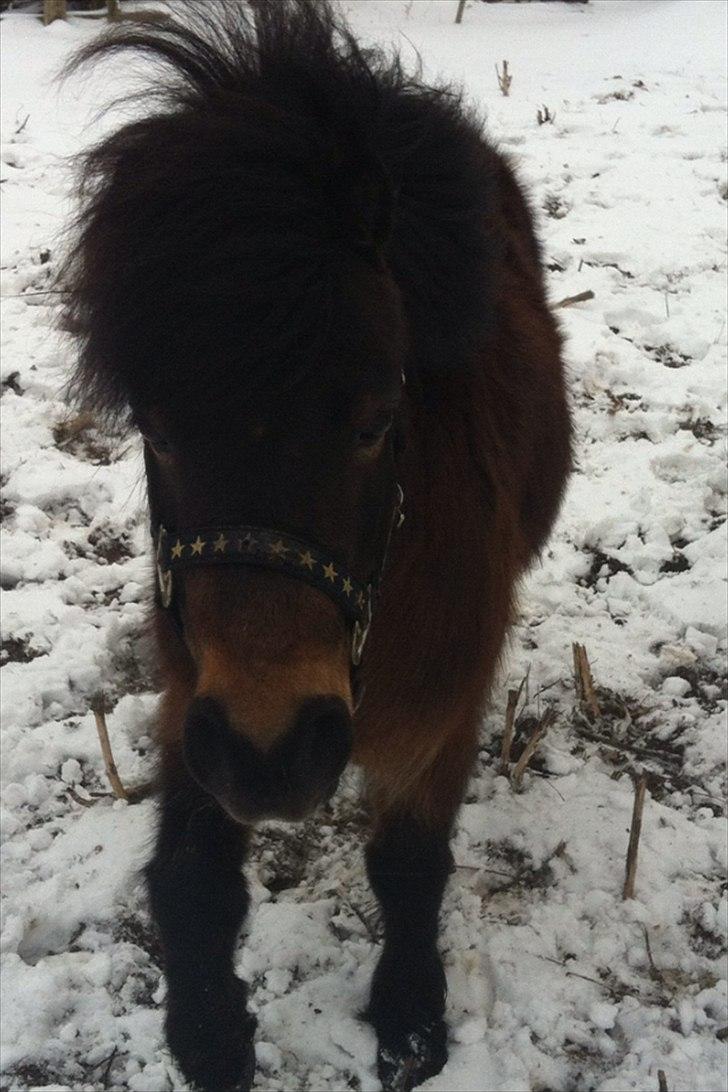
[62,2,571,1089]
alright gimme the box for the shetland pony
[63,2,571,1088]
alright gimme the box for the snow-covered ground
[1,1,726,1090]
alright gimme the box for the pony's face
[140,264,406,821]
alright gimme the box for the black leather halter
[153,483,404,667]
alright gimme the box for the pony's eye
[356,412,394,448]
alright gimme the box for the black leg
[365,815,453,1091]
[146,761,256,1092]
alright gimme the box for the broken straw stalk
[91,694,129,801]
[503,644,649,902]
[623,772,648,900]
[569,643,649,901]
[499,677,526,775]
[572,641,601,719]
[511,708,557,788]
[499,669,555,787]
[72,694,153,806]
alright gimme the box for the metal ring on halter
[394,481,405,528]
[351,585,373,666]
[349,481,402,666]
[156,526,174,609]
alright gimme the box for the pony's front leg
[146,755,256,1092]
[365,809,453,1091]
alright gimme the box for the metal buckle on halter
[155,526,174,608]
[351,583,373,666]
[350,482,403,665]
[394,481,405,528]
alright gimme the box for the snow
[1,2,726,1090]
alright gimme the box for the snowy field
[1,1,726,1089]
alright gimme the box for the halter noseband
[153,483,404,667]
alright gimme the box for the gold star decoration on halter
[190,535,206,556]
[171,539,184,560]
[213,532,228,553]
[342,577,353,596]
[323,562,338,583]
[268,539,287,559]
[298,550,315,570]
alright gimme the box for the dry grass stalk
[495,60,512,97]
[66,785,107,808]
[76,2,168,23]
[555,289,595,309]
[499,675,527,775]
[53,411,96,447]
[344,898,380,944]
[454,0,466,24]
[43,0,67,25]
[570,725,684,769]
[65,780,154,809]
[499,688,520,775]
[511,708,556,788]
[90,693,129,801]
[657,1070,668,1092]
[622,773,648,900]
[643,925,665,983]
[537,104,556,126]
[537,953,634,998]
[572,642,601,719]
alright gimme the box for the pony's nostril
[294,696,353,783]
[183,694,352,819]
[184,696,238,789]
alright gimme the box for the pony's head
[142,259,407,821]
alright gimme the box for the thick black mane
[62,0,498,422]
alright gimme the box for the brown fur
[156,568,351,750]
[354,159,569,826]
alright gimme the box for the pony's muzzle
[183,695,352,822]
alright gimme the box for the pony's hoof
[376,1022,448,1091]
[166,980,256,1092]
[171,1023,255,1092]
